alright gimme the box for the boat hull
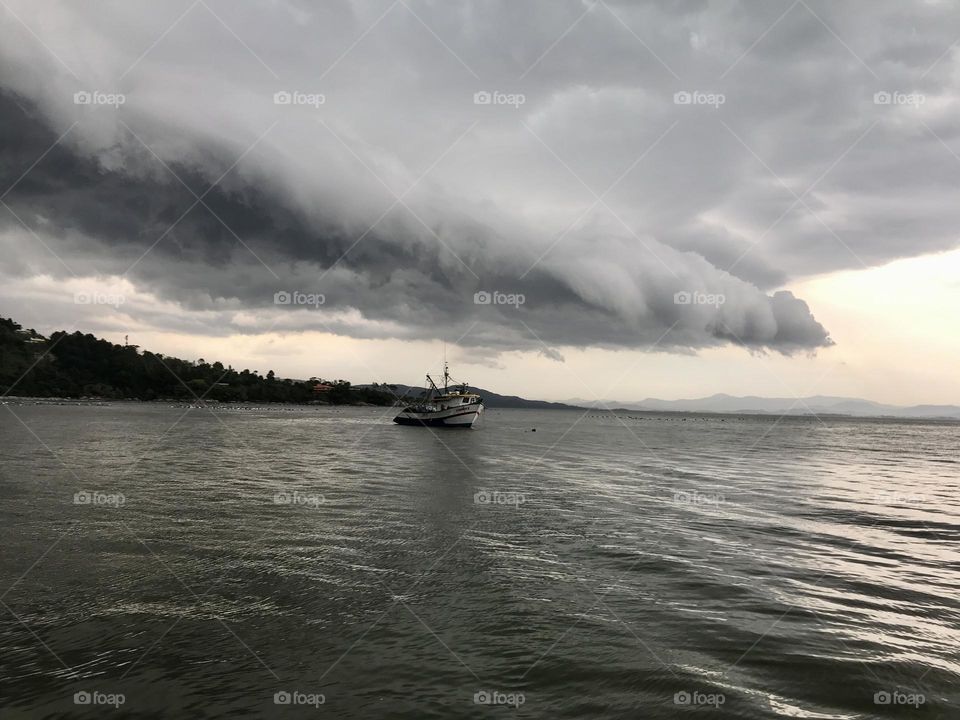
[393,404,483,428]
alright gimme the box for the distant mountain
[565,393,960,419]
[361,384,584,410]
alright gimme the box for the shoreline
[0,396,392,408]
[4,397,958,423]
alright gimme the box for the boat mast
[443,342,448,393]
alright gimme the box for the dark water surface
[1,404,958,718]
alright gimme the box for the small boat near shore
[393,363,484,428]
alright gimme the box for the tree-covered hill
[0,317,400,405]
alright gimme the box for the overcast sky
[1,0,958,404]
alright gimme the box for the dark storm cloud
[0,91,830,353]
[2,0,958,355]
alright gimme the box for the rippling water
[1,404,958,718]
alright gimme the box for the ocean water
[0,403,957,719]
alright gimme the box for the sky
[0,0,958,404]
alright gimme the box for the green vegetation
[0,317,400,405]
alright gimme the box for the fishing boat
[393,363,484,428]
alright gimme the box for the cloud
[2,0,956,357]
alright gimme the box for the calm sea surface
[1,404,958,719]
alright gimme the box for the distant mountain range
[371,386,960,420]
[565,393,960,419]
